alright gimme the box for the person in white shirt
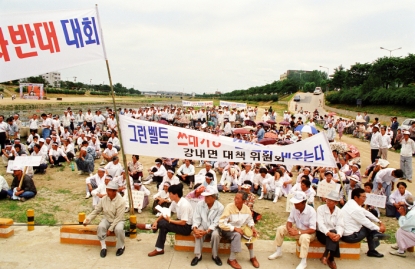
[101,142,118,165]
[48,142,69,167]
[238,163,254,188]
[138,183,193,257]
[341,188,390,258]
[28,114,39,133]
[386,182,412,218]
[279,165,293,196]
[379,126,391,160]
[104,156,123,177]
[91,174,112,207]
[30,144,48,174]
[316,191,345,268]
[85,168,106,199]
[262,170,284,203]
[106,114,117,133]
[374,167,403,201]
[40,113,52,139]
[261,111,270,122]
[159,169,180,191]
[370,125,382,163]
[290,178,316,206]
[144,158,167,188]
[108,132,120,151]
[152,181,172,215]
[218,167,239,193]
[195,162,217,186]
[256,168,272,199]
[223,119,232,135]
[400,131,415,182]
[269,191,317,269]
[326,122,336,142]
[176,159,195,187]
[0,174,9,199]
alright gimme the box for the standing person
[400,131,415,182]
[390,117,399,142]
[0,115,7,156]
[379,126,391,160]
[364,112,370,127]
[190,186,224,266]
[219,191,260,269]
[370,125,382,164]
[316,191,344,269]
[40,113,52,139]
[7,165,37,201]
[28,114,39,134]
[268,191,316,269]
[337,118,345,140]
[256,123,265,142]
[341,188,389,258]
[83,181,126,258]
[326,122,336,142]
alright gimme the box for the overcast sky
[1,0,414,93]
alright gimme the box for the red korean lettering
[8,24,38,59]
[0,28,10,61]
[177,132,188,146]
[34,21,60,53]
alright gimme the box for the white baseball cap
[290,191,307,204]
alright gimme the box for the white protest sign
[286,194,294,212]
[365,194,387,208]
[124,190,145,210]
[182,100,213,107]
[316,181,339,198]
[220,100,247,109]
[6,160,14,174]
[13,156,42,167]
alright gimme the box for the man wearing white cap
[84,180,126,258]
[316,191,344,269]
[191,186,224,266]
[91,174,113,207]
[7,165,37,202]
[340,175,361,206]
[400,130,415,182]
[269,191,316,269]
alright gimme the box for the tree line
[327,54,415,106]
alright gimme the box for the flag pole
[96,4,134,215]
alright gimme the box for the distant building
[279,70,312,81]
[41,72,61,88]
[20,71,61,87]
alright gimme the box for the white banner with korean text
[119,116,336,167]
[182,100,213,107]
[220,100,247,109]
[0,7,106,82]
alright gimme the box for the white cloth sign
[182,100,213,107]
[365,194,387,208]
[124,190,144,210]
[119,116,337,167]
[6,160,14,174]
[316,181,339,198]
[286,194,294,212]
[14,156,42,167]
[220,101,247,109]
[0,7,106,82]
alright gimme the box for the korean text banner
[0,8,105,82]
[119,115,337,167]
[220,100,247,109]
[182,100,213,107]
